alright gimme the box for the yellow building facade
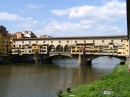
[0,26,10,57]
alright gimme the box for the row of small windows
[19,39,123,44]
[21,40,70,43]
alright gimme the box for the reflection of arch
[56,45,63,52]
[49,45,55,52]
[64,45,71,52]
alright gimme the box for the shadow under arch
[42,54,72,64]
[88,55,127,63]
[6,54,35,63]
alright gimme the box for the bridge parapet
[49,52,72,57]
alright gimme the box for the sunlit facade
[11,35,129,57]
[0,26,10,57]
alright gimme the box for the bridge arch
[49,45,55,52]
[56,45,63,52]
[43,54,72,64]
[6,55,35,63]
[87,55,127,64]
[64,45,71,52]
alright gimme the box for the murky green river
[0,57,120,97]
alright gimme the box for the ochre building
[0,26,10,57]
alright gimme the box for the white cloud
[35,19,92,36]
[51,0,125,20]
[51,10,69,16]
[0,11,46,32]
[2,0,126,37]
[69,6,97,19]
[26,4,44,9]
[16,19,46,31]
[0,12,24,21]
[46,0,126,36]
[0,12,39,29]
[0,12,36,22]
[38,19,125,37]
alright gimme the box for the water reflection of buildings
[71,66,96,87]
[70,57,120,88]
[0,57,120,96]
[53,59,99,88]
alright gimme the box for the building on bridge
[11,35,129,57]
[15,31,37,39]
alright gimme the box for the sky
[0,0,127,37]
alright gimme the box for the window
[93,40,95,43]
[118,52,122,54]
[29,41,31,43]
[111,40,113,42]
[102,40,104,43]
[36,41,38,43]
[59,41,61,43]
[121,39,123,42]
[43,41,45,43]
[51,41,53,43]
[43,47,46,49]
[75,40,77,43]
[84,40,86,43]
[67,40,69,43]
[22,41,24,43]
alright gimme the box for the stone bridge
[10,34,129,66]
[4,51,126,66]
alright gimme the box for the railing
[49,52,72,57]
[49,52,71,54]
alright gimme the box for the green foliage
[62,65,130,97]
[113,65,129,72]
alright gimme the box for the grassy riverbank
[61,65,130,97]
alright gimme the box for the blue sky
[0,0,127,37]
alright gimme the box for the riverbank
[61,65,130,97]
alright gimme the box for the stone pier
[34,54,43,65]
[78,54,92,66]
[0,56,7,65]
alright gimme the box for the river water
[0,57,120,97]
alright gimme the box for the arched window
[56,45,63,52]
[64,45,71,52]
